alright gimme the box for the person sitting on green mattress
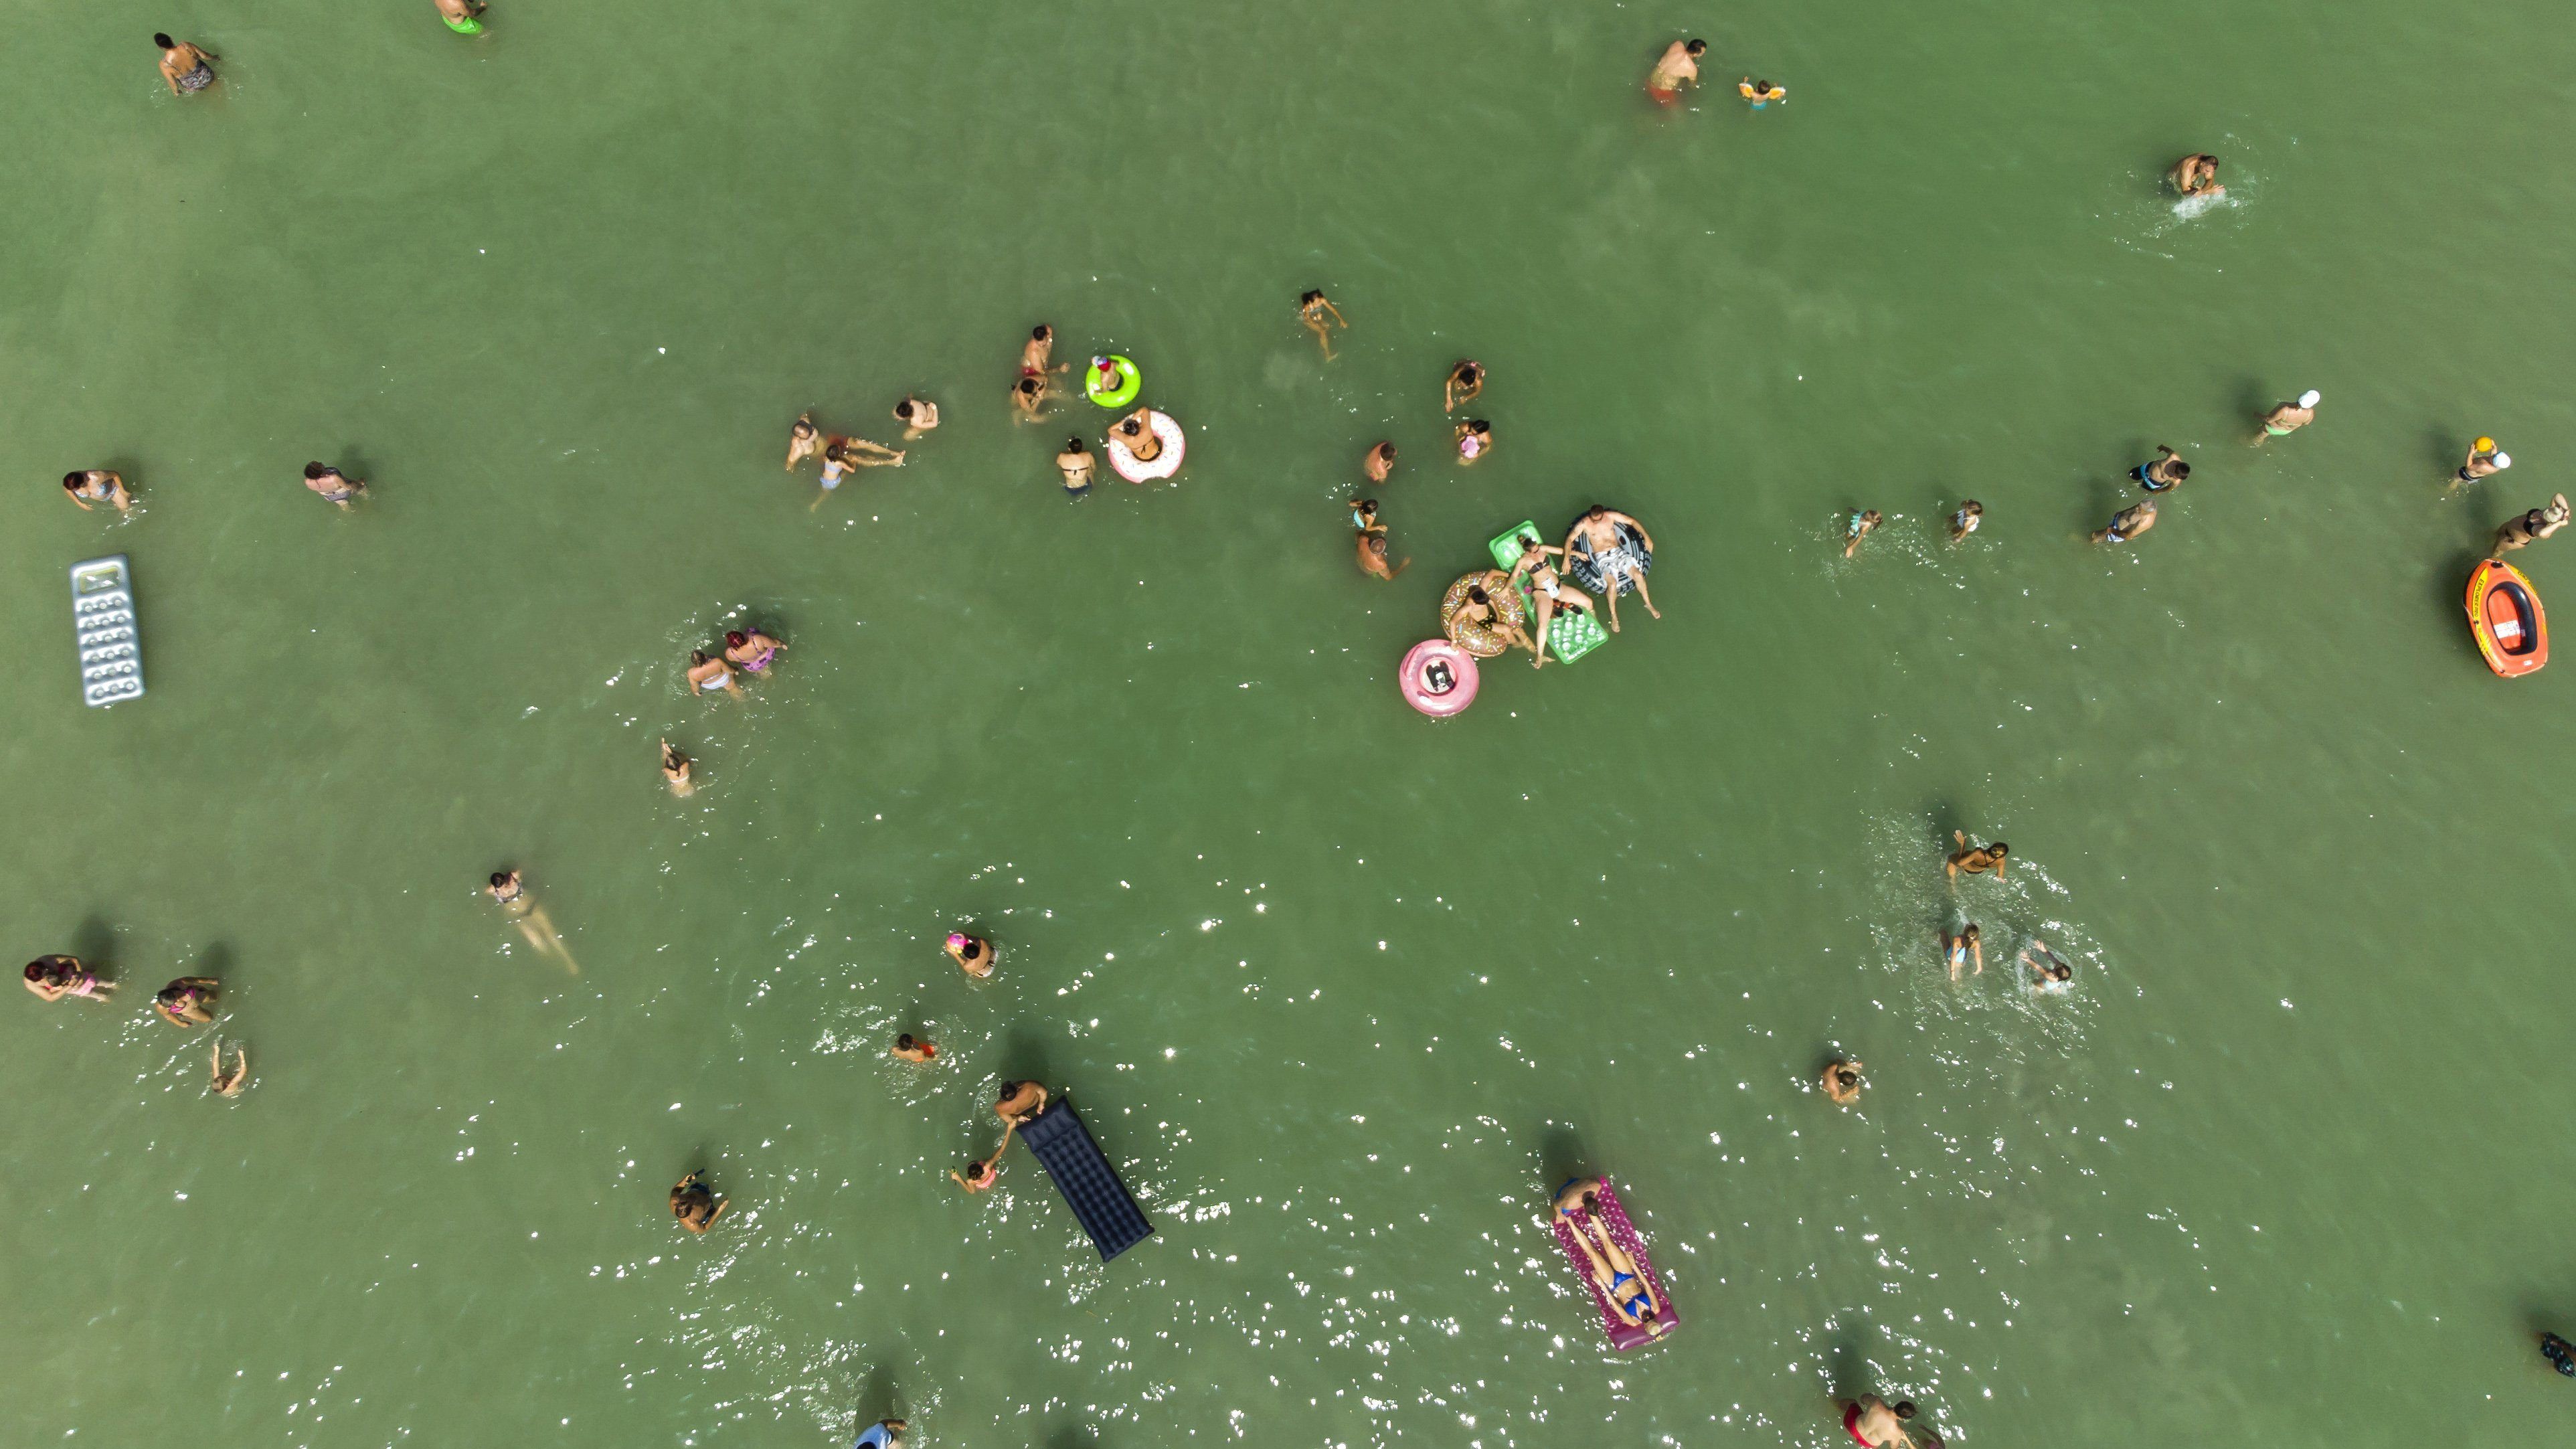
[1509,535,1595,668]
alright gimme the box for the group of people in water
[24,955,248,1094]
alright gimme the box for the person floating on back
[2451,437,2510,490]
[156,34,217,95]
[2168,154,2223,199]
[2253,390,2319,444]
[2091,497,2156,544]
[1947,831,2006,881]
[1645,39,1705,105]
[2495,494,2571,554]
[2133,444,2188,492]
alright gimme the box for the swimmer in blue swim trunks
[853,1419,906,1449]
[2090,497,2156,545]
[2132,444,2188,492]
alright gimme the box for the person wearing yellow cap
[2253,390,2320,445]
[2450,437,2511,491]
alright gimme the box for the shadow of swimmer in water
[487,869,579,974]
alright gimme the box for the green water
[12,1,2576,1444]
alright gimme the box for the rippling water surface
[10,1,2576,1445]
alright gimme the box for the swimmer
[891,1032,936,1063]
[945,932,997,978]
[1364,440,1397,483]
[1739,78,1786,108]
[810,436,905,509]
[1510,535,1596,668]
[785,412,821,470]
[2133,444,2189,492]
[2091,497,2157,544]
[152,977,220,1028]
[2543,1331,2576,1378]
[1358,531,1409,582]
[1565,506,1661,632]
[894,396,938,440]
[1946,831,2007,880]
[2495,494,2571,553]
[434,0,487,27]
[2168,153,2223,199]
[1822,1059,1863,1106]
[995,1079,1049,1127]
[687,650,742,698]
[1841,1395,1923,1448]
[950,1152,1002,1193]
[1113,407,1165,463]
[489,869,580,973]
[2253,390,2320,445]
[1942,922,1983,981]
[1056,436,1096,498]
[1454,419,1494,465]
[1554,1183,1669,1335]
[1298,290,1349,359]
[209,1039,248,1097]
[21,956,113,1003]
[855,1420,908,1449]
[156,33,218,94]
[2020,938,2075,991]
[1948,500,1983,542]
[671,1170,729,1233]
[724,628,784,673]
[1011,374,1053,422]
[659,738,695,796]
[303,462,366,509]
[62,471,132,514]
[1842,509,1881,558]
[2452,438,2511,490]
[1444,359,1484,413]
[1021,324,1069,380]
[1352,497,1384,536]
[1645,39,1705,104]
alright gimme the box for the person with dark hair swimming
[1011,373,1053,422]
[303,462,365,509]
[659,739,695,796]
[153,977,220,1027]
[946,932,997,978]
[2020,938,2075,992]
[2133,444,2189,492]
[1942,922,1983,981]
[1840,1394,1929,1447]
[671,1170,729,1233]
[156,34,217,94]
[950,1151,1001,1193]
[2091,497,2156,545]
[723,628,784,674]
[1822,1058,1863,1105]
[1645,39,1705,104]
[23,956,114,1003]
[63,470,132,513]
[687,651,741,699]
[1842,509,1881,559]
[890,1032,936,1063]
[2168,153,2223,199]
[1948,500,1983,542]
[1444,359,1483,413]
[1363,440,1396,483]
[1947,832,2007,880]
[1021,324,1068,381]
[894,396,938,440]
[1298,289,1348,359]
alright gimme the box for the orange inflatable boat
[2468,558,2547,677]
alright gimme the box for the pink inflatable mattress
[1548,1178,1679,1349]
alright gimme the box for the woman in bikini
[1112,408,1165,464]
[210,1039,249,1096]
[687,651,741,699]
[62,471,133,514]
[1942,922,1983,980]
[1946,832,2007,880]
[671,1171,729,1233]
[1298,290,1348,359]
[1510,536,1594,667]
[810,438,904,511]
[1454,419,1493,465]
[723,629,784,674]
[304,462,366,509]
[153,977,221,1027]
[22,956,114,1003]
[156,34,218,95]
[1553,1179,1669,1335]
[950,1152,1003,1193]
[659,739,695,796]
[1056,437,1095,498]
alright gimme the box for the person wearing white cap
[2451,437,2512,490]
[2253,390,2320,445]
[2494,494,2569,553]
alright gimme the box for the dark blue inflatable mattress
[1017,1098,1154,1261]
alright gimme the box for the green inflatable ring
[1086,355,1140,410]
[445,13,484,32]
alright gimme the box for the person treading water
[1942,922,1983,981]
[1553,1178,1670,1337]
[1840,1394,1934,1448]
[946,932,997,978]
[2253,390,2319,445]
[687,650,742,699]
[304,462,366,509]
[2168,153,2223,199]
[1644,39,1705,105]
[1363,441,1396,483]
[1948,500,1982,542]
[671,1170,730,1233]
[1444,359,1483,413]
[1056,436,1095,498]
[1454,419,1493,465]
[23,956,114,1004]
[659,739,695,796]
[890,1032,936,1063]
[156,33,218,95]
[893,396,938,441]
[1822,1058,1863,1106]
[724,628,784,675]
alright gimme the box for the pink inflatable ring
[1107,410,1186,483]
[1399,640,1480,717]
